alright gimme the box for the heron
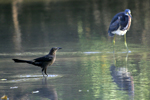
[108,9,132,52]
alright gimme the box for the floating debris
[78,90,82,92]
[1,79,7,81]
[87,90,89,92]
[1,95,8,100]
[10,86,18,89]
[32,91,39,94]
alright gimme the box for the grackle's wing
[34,55,53,62]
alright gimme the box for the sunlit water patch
[0,50,132,58]
[1,74,62,83]
[18,74,59,78]
[83,52,102,54]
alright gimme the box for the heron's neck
[124,13,129,16]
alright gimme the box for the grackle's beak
[57,47,62,50]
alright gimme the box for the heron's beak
[128,13,132,19]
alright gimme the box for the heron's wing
[108,12,124,32]
[109,18,121,31]
[34,55,53,62]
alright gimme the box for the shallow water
[0,0,150,100]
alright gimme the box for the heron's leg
[112,34,116,65]
[113,34,116,53]
[113,34,116,45]
[124,34,129,52]
[113,50,116,66]
[125,52,129,68]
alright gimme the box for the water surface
[0,0,150,100]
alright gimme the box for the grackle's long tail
[12,59,33,64]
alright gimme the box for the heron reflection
[110,53,134,97]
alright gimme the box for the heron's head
[124,9,132,18]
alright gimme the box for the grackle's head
[49,47,62,55]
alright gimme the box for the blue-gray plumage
[108,9,132,51]
[108,9,132,36]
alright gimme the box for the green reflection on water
[0,0,150,100]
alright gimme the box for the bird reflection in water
[11,77,58,100]
[31,77,58,100]
[34,77,58,100]
[110,53,134,98]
